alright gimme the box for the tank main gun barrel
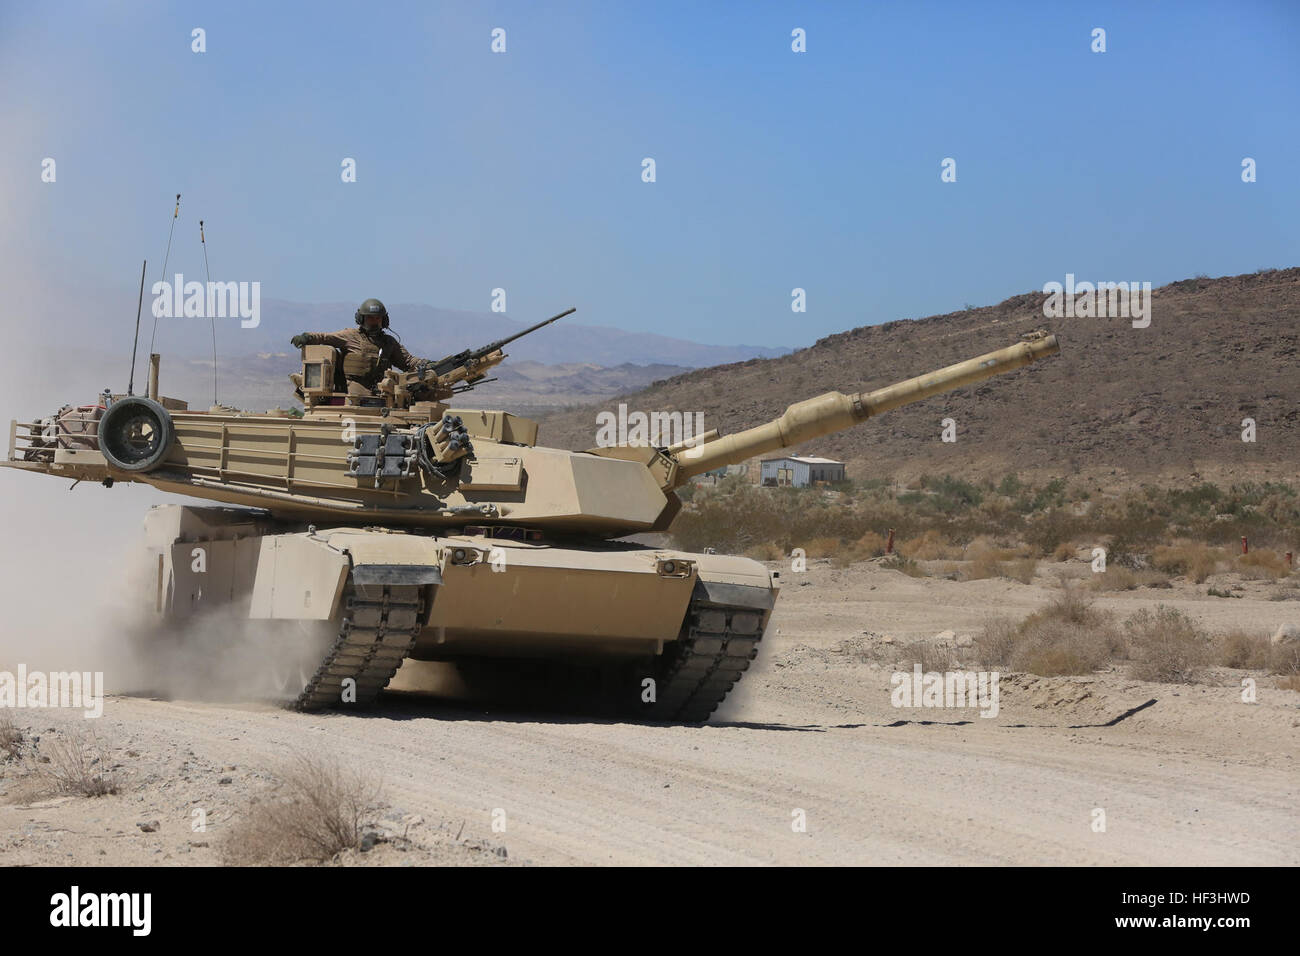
[672,333,1060,484]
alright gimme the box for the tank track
[292,581,424,711]
[643,598,767,723]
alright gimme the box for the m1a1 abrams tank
[2,312,1060,722]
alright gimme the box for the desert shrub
[1012,620,1117,676]
[899,640,958,673]
[976,591,1124,675]
[1023,509,1087,556]
[0,715,23,761]
[1213,632,1271,670]
[220,753,385,866]
[1125,606,1212,683]
[1151,542,1222,583]
[881,555,926,578]
[36,730,119,797]
[1087,567,1171,591]
[917,474,985,515]
[976,618,1019,668]
[829,532,888,568]
[1005,557,1039,584]
[962,551,1036,584]
[801,536,842,558]
[899,529,961,561]
[1267,642,1300,676]
[1052,541,1079,562]
[1235,550,1289,580]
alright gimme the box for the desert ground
[2,558,1295,867]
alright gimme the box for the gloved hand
[290,334,309,349]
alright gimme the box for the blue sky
[1,0,1296,350]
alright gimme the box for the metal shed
[759,455,846,487]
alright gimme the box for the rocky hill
[534,269,1300,488]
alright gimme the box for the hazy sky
[2,0,1296,350]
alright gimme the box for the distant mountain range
[42,283,791,369]
[157,354,696,416]
[17,288,790,413]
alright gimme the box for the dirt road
[3,560,1296,866]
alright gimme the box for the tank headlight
[655,558,692,578]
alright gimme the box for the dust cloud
[0,343,334,708]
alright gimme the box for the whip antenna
[147,193,180,357]
[126,259,147,396]
[200,219,218,407]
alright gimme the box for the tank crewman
[290,298,431,395]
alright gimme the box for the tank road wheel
[98,396,174,472]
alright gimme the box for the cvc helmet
[354,297,389,329]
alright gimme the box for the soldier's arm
[389,340,425,372]
[298,330,354,349]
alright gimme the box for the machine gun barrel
[429,307,575,377]
[671,334,1060,485]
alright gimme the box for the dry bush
[827,531,890,568]
[1268,642,1300,676]
[0,714,23,761]
[35,730,119,797]
[899,530,962,561]
[1235,550,1290,580]
[1125,606,1212,683]
[1005,557,1039,584]
[899,640,958,673]
[1213,631,1271,670]
[975,618,1019,667]
[801,536,842,559]
[1012,620,1118,677]
[1024,588,1102,628]
[962,551,1002,581]
[1152,542,1222,583]
[881,555,926,578]
[1277,675,1300,692]
[977,591,1125,676]
[1051,541,1079,562]
[1087,567,1172,591]
[743,541,784,561]
[220,752,385,865]
[962,552,1038,584]
[963,536,1025,560]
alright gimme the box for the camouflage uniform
[297,328,427,395]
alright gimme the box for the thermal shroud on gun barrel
[670,334,1060,485]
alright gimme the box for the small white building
[759,455,846,487]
